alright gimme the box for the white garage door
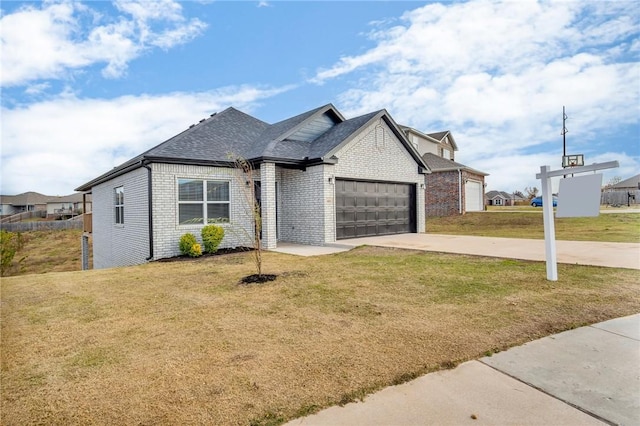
[465,180,483,212]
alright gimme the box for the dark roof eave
[428,165,489,176]
[75,160,144,192]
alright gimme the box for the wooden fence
[0,220,83,232]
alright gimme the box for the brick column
[260,162,277,249]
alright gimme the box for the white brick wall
[151,163,255,260]
[92,167,150,269]
[278,165,329,245]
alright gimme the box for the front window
[178,179,230,225]
[442,147,451,159]
[114,186,124,224]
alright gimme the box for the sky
[1,0,639,196]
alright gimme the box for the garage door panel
[465,181,483,212]
[336,179,416,239]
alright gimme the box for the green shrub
[189,243,202,257]
[201,224,224,253]
[179,233,198,256]
[1,230,25,275]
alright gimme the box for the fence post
[81,234,90,271]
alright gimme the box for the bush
[188,243,202,257]
[201,225,224,253]
[179,233,198,256]
[1,230,25,275]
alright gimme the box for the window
[442,148,451,159]
[114,186,124,224]
[178,179,230,225]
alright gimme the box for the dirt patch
[239,273,278,284]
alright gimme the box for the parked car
[531,196,557,207]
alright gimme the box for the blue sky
[1,0,639,196]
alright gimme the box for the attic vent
[288,112,338,142]
[189,124,196,128]
[199,119,206,123]
[210,113,216,117]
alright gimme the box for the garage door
[465,180,483,212]
[335,179,416,239]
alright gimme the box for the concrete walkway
[286,314,640,426]
[272,234,640,270]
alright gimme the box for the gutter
[458,169,463,214]
[142,161,154,261]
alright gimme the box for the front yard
[427,211,640,242]
[2,247,639,425]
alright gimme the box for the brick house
[485,190,524,206]
[400,127,488,216]
[76,104,429,269]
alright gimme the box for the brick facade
[425,169,486,217]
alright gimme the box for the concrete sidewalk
[272,234,640,270]
[286,314,640,426]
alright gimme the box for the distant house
[601,173,640,206]
[400,127,488,216]
[46,193,92,219]
[76,104,429,269]
[0,192,49,217]
[0,192,92,220]
[485,190,524,206]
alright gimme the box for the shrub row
[179,225,225,257]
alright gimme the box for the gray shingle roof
[421,153,488,176]
[426,131,449,141]
[76,104,426,191]
[610,173,640,189]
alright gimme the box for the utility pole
[562,106,568,177]
[562,106,568,160]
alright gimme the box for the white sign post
[535,161,619,281]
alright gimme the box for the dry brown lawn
[1,229,91,276]
[427,212,640,242]
[2,247,639,425]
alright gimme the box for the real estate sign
[556,173,603,218]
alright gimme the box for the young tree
[524,186,539,200]
[230,155,264,279]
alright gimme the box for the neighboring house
[76,104,429,269]
[485,190,524,206]
[46,193,92,218]
[0,192,49,217]
[400,127,488,216]
[601,173,640,206]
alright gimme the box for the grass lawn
[2,247,639,425]
[1,229,90,277]
[427,212,640,242]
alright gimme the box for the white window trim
[114,186,124,226]
[176,178,232,226]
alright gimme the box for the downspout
[458,169,463,214]
[142,161,154,261]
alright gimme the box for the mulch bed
[154,247,253,262]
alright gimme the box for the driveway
[336,233,640,270]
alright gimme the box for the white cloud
[314,0,640,192]
[0,0,206,86]
[0,84,292,195]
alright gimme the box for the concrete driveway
[336,233,640,269]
